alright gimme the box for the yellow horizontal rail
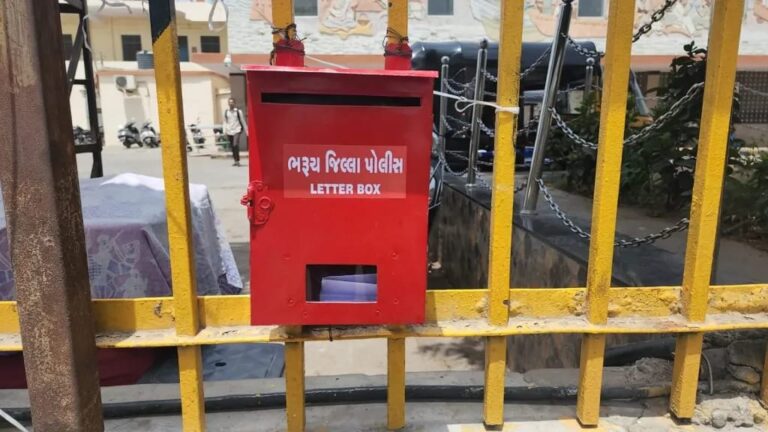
[1,284,767,351]
[4,310,768,352]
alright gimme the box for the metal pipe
[583,57,595,110]
[81,0,104,178]
[438,56,450,159]
[0,2,104,429]
[630,71,650,116]
[521,0,573,213]
[467,39,488,187]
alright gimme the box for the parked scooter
[188,123,206,151]
[140,121,160,148]
[118,121,141,148]
[72,126,94,146]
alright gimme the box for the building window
[578,0,604,17]
[200,35,221,53]
[428,0,453,15]
[294,0,318,16]
[62,34,74,59]
[178,36,190,62]
[121,35,142,61]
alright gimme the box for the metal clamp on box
[384,27,412,71]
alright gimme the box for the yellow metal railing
[0,0,764,431]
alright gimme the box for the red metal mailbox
[242,66,436,325]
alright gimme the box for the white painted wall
[227,0,768,56]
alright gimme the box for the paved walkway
[513,172,768,285]
[100,399,756,431]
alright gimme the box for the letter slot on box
[242,66,436,325]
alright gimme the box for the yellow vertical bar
[670,0,744,420]
[387,337,406,430]
[387,0,408,44]
[487,0,523,327]
[483,336,508,428]
[576,0,636,426]
[272,0,295,41]
[285,341,306,432]
[149,2,205,430]
[483,1,523,428]
[178,346,206,431]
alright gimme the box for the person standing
[224,98,247,167]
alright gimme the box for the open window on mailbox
[242,66,437,326]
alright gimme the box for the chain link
[550,82,704,149]
[521,48,552,81]
[444,78,475,95]
[483,47,552,84]
[535,178,689,247]
[633,0,678,42]
[549,109,598,150]
[477,119,495,138]
[623,82,703,145]
[563,34,604,58]
[739,82,768,99]
[439,151,469,176]
[444,115,471,135]
[442,148,527,193]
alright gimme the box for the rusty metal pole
[0,2,104,431]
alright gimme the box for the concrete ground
[5,369,764,431]
[85,399,768,431]
[75,146,482,376]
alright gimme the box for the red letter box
[242,66,436,326]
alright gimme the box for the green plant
[722,153,768,244]
[549,42,747,215]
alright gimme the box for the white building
[226,0,768,69]
[62,0,233,146]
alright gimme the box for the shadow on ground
[417,337,485,368]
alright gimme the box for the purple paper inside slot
[319,273,377,302]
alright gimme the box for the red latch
[241,181,273,226]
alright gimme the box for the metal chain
[445,78,475,95]
[477,119,495,138]
[739,83,768,99]
[550,82,704,149]
[623,82,703,145]
[483,47,552,84]
[521,48,552,81]
[444,115,471,135]
[563,34,604,58]
[442,148,527,193]
[447,150,495,167]
[549,109,598,150]
[633,0,678,43]
[536,178,689,247]
[440,116,454,132]
[439,151,469,176]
